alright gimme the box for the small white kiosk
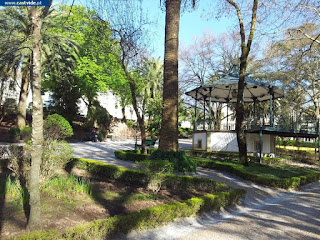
[186,66,319,160]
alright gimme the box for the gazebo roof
[185,65,284,103]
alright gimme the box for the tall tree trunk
[17,66,30,129]
[121,63,147,154]
[226,0,258,166]
[121,106,126,122]
[159,0,181,151]
[0,77,5,123]
[27,7,44,230]
[147,113,152,127]
[236,59,248,165]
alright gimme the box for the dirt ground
[0,168,211,240]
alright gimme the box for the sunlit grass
[277,145,314,152]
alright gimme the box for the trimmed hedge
[68,158,229,192]
[14,158,245,240]
[150,150,196,173]
[184,150,258,162]
[114,150,150,162]
[14,190,244,240]
[62,190,244,239]
[276,139,316,148]
[195,158,320,189]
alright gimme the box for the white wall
[193,131,276,154]
[210,132,238,152]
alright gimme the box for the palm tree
[159,0,182,151]
[145,59,163,126]
[0,3,79,230]
[159,0,196,151]
[0,6,78,129]
[0,7,32,128]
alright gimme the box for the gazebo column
[253,97,257,127]
[259,126,263,163]
[226,100,229,130]
[203,96,206,130]
[269,87,274,127]
[194,90,198,131]
[208,87,212,130]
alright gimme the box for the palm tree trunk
[159,0,181,151]
[27,7,44,230]
[17,66,30,129]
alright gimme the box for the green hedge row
[15,190,244,240]
[276,139,316,148]
[14,158,245,240]
[195,158,320,189]
[184,150,258,162]
[69,158,229,192]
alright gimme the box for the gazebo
[185,65,319,162]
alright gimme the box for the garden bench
[136,138,157,149]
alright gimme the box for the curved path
[70,140,320,240]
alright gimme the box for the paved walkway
[70,140,320,240]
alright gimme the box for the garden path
[70,140,320,240]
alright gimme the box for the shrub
[8,140,73,184]
[261,157,282,165]
[42,174,92,199]
[114,150,150,162]
[150,150,196,173]
[8,127,21,136]
[136,160,174,174]
[126,120,134,129]
[20,126,32,141]
[41,140,74,181]
[44,114,73,140]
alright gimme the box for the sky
[62,0,236,60]
[142,0,236,59]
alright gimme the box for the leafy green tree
[44,5,125,125]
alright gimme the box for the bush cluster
[150,150,196,173]
[8,126,32,142]
[115,150,197,174]
[44,114,73,140]
[114,150,150,162]
[136,159,174,173]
